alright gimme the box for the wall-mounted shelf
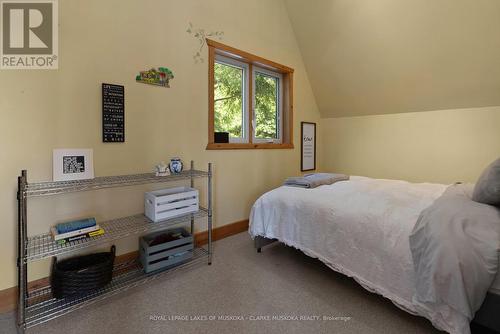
[16,161,213,333]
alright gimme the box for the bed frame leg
[254,236,277,253]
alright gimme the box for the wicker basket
[51,245,116,299]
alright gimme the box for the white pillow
[472,157,500,206]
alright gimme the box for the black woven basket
[51,245,116,299]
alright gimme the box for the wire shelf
[25,170,210,197]
[24,248,209,329]
[17,162,213,334]
[26,208,208,262]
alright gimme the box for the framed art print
[102,83,125,142]
[301,122,316,171]
[53,149,94,182]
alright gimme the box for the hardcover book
[55,218,97,234]
[51,224,101,241]
[55,228,105,245]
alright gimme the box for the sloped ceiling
[285,0,500,117]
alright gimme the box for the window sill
[206,143,294,150]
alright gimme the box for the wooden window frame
[207,39,294,150]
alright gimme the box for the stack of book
[51,218,104,245]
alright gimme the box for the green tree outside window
[214,62,244,138]
[255,73,278,139]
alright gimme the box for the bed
[249,176,500,334]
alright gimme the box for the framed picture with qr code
[53,149,94,181]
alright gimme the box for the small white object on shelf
[155,161,170,177]
[145,187,199,222]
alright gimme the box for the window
[214,55,249,143]
[207,40,294,149]
[253,67,282,143]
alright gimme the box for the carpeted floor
[0,232,444,334]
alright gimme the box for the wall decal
[136,67,174,87]
[186,22,224,63]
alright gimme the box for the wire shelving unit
[16,161,213,333]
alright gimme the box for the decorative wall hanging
[136,67,174,87]
[53,149,94,182]
[186,22,224,63]
[301,122,316,171]
[102,83,125,142]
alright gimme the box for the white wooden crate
[144,187,199,222]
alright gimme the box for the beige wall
[285,0,500,117]
[0,0,321,290]
[321,106,500,184]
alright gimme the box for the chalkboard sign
[102,83,124,142]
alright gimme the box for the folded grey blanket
[284,173,350,189]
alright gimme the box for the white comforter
[410,184,500,333]
[249,176,472,334]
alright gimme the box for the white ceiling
[285,0,500,117]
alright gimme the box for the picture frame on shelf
[53,149,94,182]
[301,122,316,171]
